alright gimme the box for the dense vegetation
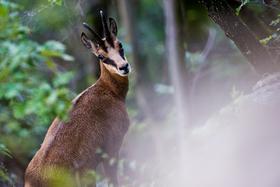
[0,1,73,184]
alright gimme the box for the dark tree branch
[199,0,279,74]
[227,0,280,59]
[232,0,280,11]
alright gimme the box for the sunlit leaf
[61,54,74,61]
[48,0,63,6]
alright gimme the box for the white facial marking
[103,48,130,76]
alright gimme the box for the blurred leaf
[46,91,58,105]
[61,54,74,61]
[53,72,74,87]
[0,5,8,17]
[260,35,273,45]
[43,40,65,52]
[48,0,62,6]
[43,166,75,187]
[13,103,25,119]
[0,144,11,158]
[45,60,57,71]
[0,169,9,183]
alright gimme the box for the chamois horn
[100,10,113,46]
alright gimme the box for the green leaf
[0,5,8,17]
[61,54,74,61]
[0,144,11,158]
[0,169,9,182]
[48,0,63,6]
[13,103,26,119]
[260,35,273,45]
[45,60,57,71]
[43,40,65,52]
[4,83,23,99]
[53,72,74,87]
[46,91,58,105]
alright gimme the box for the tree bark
[199,0,279,74]
[163,0,189,122]
[163,0,190,175]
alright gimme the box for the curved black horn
[109,17,118,36]
[100,10,113,46]
[82,22,103,44]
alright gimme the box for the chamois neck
[99,62,128,99]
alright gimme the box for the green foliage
[260,15,280,46]
[0,143,11,183]
[0,144,11,158]
[0,0,74,181]
[0,165,10,184]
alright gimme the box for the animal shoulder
[72,83,114,104]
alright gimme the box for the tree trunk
[163,0,189,172]
[199,0,279,74]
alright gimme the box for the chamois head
[81,11,130,76]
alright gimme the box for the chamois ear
[81,32,92,49]
[109,17,118,37]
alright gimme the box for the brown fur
[24,62,129,187]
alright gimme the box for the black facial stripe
[119,49,125,60]
[103,58,117,68]
[118,42,125,60]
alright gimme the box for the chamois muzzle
[119,63,130,75]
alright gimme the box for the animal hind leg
[102,155,119,187]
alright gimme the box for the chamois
[24,11,131,187]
